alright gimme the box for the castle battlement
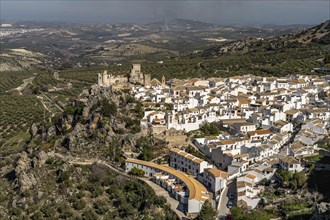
[98,64,151,87]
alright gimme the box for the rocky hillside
[0,85,174,219]
[201,20,330,57]
[25,84,167,162]
[293,20,330,44]
[0,49,45,72]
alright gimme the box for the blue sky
[1,0,329,25]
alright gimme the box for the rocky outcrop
[15,152,31,174]
[14,150,49,191]
[31,151,48,168]
[29,123,38,138]
[317,202,330,214]
[17,171,37,191]
[90,113,101,129]
[28,123,57,144]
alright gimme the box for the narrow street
[141,178,187,219]
[217,185,229,219]
[217,179,237,219]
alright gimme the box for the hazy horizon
[1,0,330,25]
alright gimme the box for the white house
[169,148,213,177]
[125,158,210,214]
[279,156,304,173]
[198,168,229,196]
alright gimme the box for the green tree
[94,200,109,215]
[231,207,244,220]
[31,211,44,220]
[41,204,56,219]
[278,170,292,183]
[324,54,330,64]
[64,106,75,115]
[57,203,74,219]
[259,178,270,186]
[245,211,270,220]
[73,198,86,210]
[136,136,154,161]
[129,167,145,176]
[195,200,216,220]
[134,102,144,119]
[100,100,117,117]
[82,209,99,220]
[200,122,221,136]
[293,172,307,188]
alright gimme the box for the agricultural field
[93,43,178,58]
[55,45,327,82]
[0,70,95,149]
[0,71,34,94]
[0,95,47,152]
[59,68,102,83]
[33,72,58,89]
[33,71,93,107]
[48,81,91,101]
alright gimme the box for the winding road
[6,76,35,94]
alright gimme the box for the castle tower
[98,70,112,87]
[161,75,166,87]
[54,72,59,80]
[131,64,141,78]
[102,70,108,86]
[98,73,103,86]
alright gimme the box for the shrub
[196,200,217,220]
[100,100,117,117]
[200,122,221,136]
[129,167,145,176]
[136,136,154,161]
[73,198,86,210]
[31,211,44,220]
[93,200,109,215]
[57,204,73,219]
[41,204,56,218]
[87,183,103,198]
[57,171,70,183]
[82,209,98,220]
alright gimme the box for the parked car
[227,201,233,209]
[229,193,234,200]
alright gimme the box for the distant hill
[200,20,330,57]
[293,20,330,44]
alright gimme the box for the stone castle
[98,64,151,87]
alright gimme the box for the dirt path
[40,92,64,112]
[6,76,35,94]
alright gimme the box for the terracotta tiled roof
[233,153,249,159]
[247,129,272,136]
[170,148,205,164]
[245,173,257,179]
[279,156,300,164]
[205,168,229,179]
[126,158,209,202]
[218,139,236,145]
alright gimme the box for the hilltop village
[98,64,330,217]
